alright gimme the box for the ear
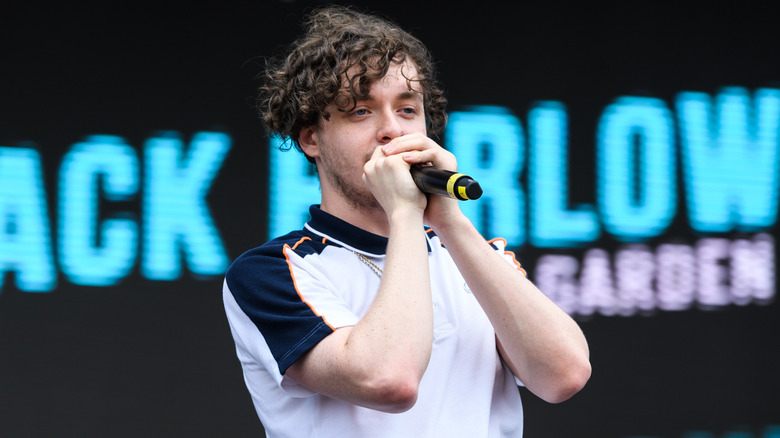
[298,125,320,159]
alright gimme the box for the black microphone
[410,164,483,201]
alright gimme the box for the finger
[399,150,427,164]
[369,145,387,159]
[403,148,457,172]
[365,148,410,181]
[382,133,432,155]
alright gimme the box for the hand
[362,145,427,217]
[381,133,465,229]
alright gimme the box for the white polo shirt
[223,205,525,437]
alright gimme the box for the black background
[2,1,779,437]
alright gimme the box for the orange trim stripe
[282,240,335,330]
[290,236,310,250]
[487,237,527,277]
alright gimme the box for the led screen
[2,2,779,437]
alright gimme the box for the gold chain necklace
[349,250,383,278]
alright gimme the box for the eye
[350,108,369,117]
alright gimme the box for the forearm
[286,207,433,412]
[347,208,434,384]
[287,146,436,412]
[431,213,591,403]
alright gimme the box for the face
[300,59,428,211]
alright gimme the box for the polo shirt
[223,205,525,437]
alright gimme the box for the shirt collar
[304,204,432,256]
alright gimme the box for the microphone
[410,164,483,201]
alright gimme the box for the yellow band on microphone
[446,173,466,199]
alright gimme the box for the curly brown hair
[256,5,448,159]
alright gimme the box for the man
[223,5,590,437]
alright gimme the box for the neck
[319,194,390,237]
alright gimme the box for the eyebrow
[360,90,423,102]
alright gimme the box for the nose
[376,110,403,144]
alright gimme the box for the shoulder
[426,230,525,273]
[424,228,508,253]
[226,230,331,286]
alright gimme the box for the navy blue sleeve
[225,235,334,374]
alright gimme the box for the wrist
[388,205,426,230]
[426,208,470,237]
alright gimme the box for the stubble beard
[319,151,383,213]
[330,170,383,213]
